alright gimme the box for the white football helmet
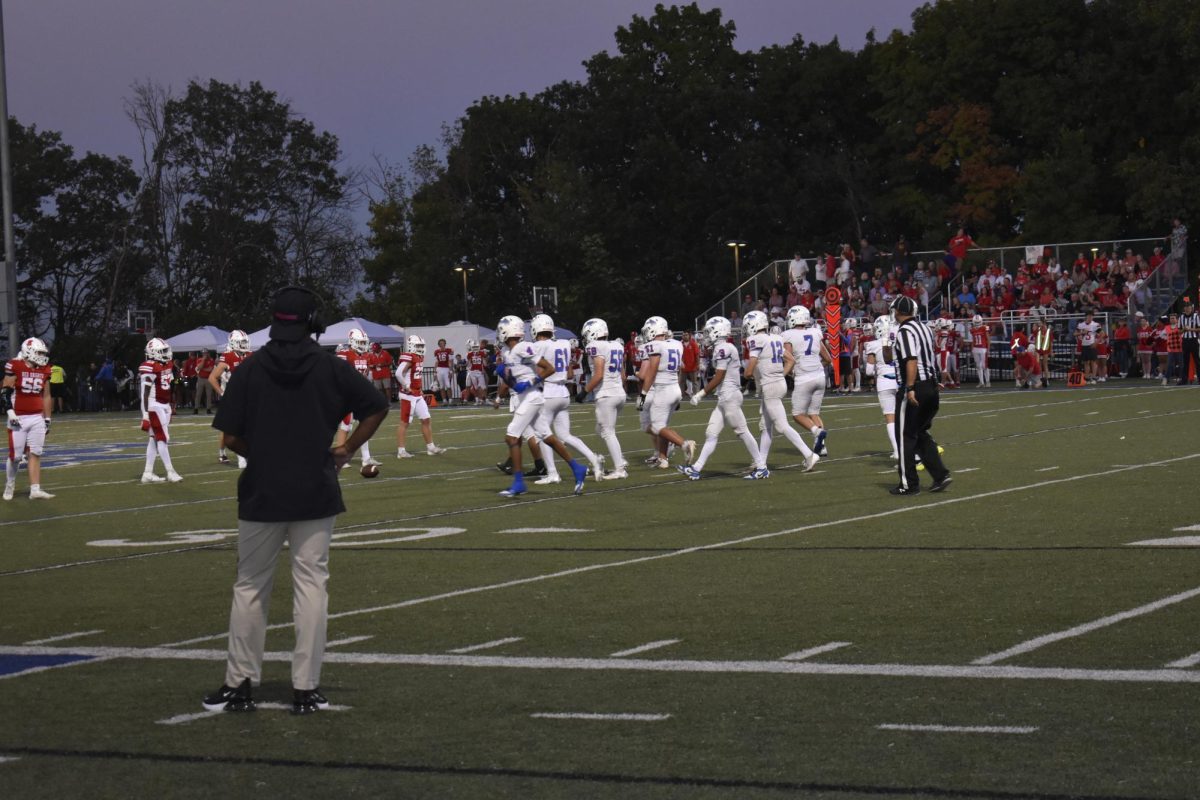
[742,310,768,337]
[569,338,579,350]
[703,316,732,346]
[145,337,172,363]
[581,318,609,345]
[406,334,426,355]
[642,315,670,340]
[531,313,555,337]
[971,314,983,325]
[845,317,859,329]
[497,315,526,342]
[19,337,49,367]
[228,329,250,354]
[873,316,893,341]
[786,305,812,328]
[466,338,477,350]
[348,328,370,354]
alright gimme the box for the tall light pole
[454,265,476,321]
[726,240,747,290]
[0,3,18,356]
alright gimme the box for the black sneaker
[929,475,953,493]
[202,678,256,712]
[889,485,920,496]
[495,460,513,475]
[291,687,331,715]
[523,464,547,478]
[218,454,230,465]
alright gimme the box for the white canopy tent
[404,321,497,357]
[164,326,230,353]
[246,317,406,351]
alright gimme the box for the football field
[2,384,1199,799]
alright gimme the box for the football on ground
[360,463,380,478]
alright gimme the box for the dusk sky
[7,1,923,186]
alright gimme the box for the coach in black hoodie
[203,286,388,715]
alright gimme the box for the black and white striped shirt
[894,319,938,383]
[1180,311,1200,340]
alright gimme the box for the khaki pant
[223,516,335,691]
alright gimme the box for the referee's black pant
[896,379,948,491]
[1182,339,1200,384]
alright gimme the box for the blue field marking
[26,443,145,470]
[0,653,95,677]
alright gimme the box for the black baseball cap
[269,286,321,342]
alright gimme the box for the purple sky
[8,0,920,184]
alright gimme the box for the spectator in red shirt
[679,330,700,398]
[1148,245,1166,271]
[194,350,216,414]
[181,352,198,409]
[1112,317,1132,377]
[945,227,976,272]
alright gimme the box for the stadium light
[726,240,747,290]
[454,265,476,322]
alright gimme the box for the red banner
[824,287,842,385]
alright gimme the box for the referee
[891,296,951,495]
[1179,298,1200,386]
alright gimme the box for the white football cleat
[534,476,562,485]
[29,488,55,500]
[590,454,605,481]
[166,471,184,483]
[601,467,628,480]
[363,457,383,467]
[804,453,820,473]
[682,440,697,465]
[396,449,413,459]
[141,472,166,484]
[3,483,14,501]
[643,454,659,465]
[426,445,446,455]
[237,456,247,469]
[654,457,670,470]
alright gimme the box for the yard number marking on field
[781,642,853,661]
[610,640,681,658]
[877,723,1037,735]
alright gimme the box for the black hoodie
[213,337,388,522]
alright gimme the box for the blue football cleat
[571,463,588,495]
[743,467,770,480]
[677,465,701,481]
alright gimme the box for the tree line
[9,0,1199,371]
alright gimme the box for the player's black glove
[636,392,646,411]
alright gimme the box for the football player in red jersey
[395,335,446,457]
[1010,328,1041,389]
[432,339,455,405]
[4,337,54,500]
[210,329,252,466]
[139,338,183,483]
[335,328,381,468]
[462,338,488,405]
[969,314,991,387]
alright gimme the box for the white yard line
[877,723,1037,735]
[7,644,1200,685]
[1164,651,1200,669]
[531,712,669,722]
[156,452,1200,650]
[974,584,1200,665]
[610,639,681,658]
[498,527,592,534]
[326,635,374,648]
[1086,411,1100,416]
[956,467,980,473]
[1034,466,1059,472]
[1034,413,1048,417]
[23,629,104,645]
[0,756,21,764]
[157,701,351,725]
[780,642,852,661]
[447,637,523,654]
[1126,537,1200,547]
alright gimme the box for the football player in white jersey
[582,318,629,479]
[743,310,818,472]
[494,315,589,497]
[679,316,767,480]
[780,305,832,456]
[529,314,604,485]
[863,315,900,459]
[637,316,695,468]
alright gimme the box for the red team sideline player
[209,329,251,467]
[969,315,991,387]
[463,338,488,405]
[335,328,380,468]
[4,337,54,500]
[433,339,454,405]
[140,338,184,484]
[395,335,447,458]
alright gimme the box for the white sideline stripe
[973,584,1200,665]
[610,639,681,658]
[1139,409,1151,413]
[157,701,352,726]
[447,637,523,654]
[156,451,1200,649]
[7,644,1200,685]
[1127,536,1200,547]
[1086,411,1100,416]
[1165,651,1200,669]
[24,629,104,645]
[531,712,669,722]
[780,642,852,661]
[1034,466,1059,472]
[326,635,374,648]
[877,723,1037,735]
[957,467,980,472]
[1035,413,1048,417]
[498,527,592,534]
[1173,524,1200,531]
[0,756,21,764]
